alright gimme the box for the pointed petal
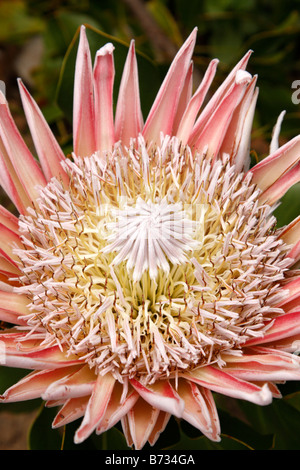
[42,364,96,401]
[172,61,193,134]
[267,382,282,398]
[121,414,133,448]
[130,377,184,417]
[18,79,68,185]
[142,28,197,143]
[185,365,273,405]
[259,160,300,205]
[0,290,30,325]
[0,145,29,214]
[233,86,258,172]
[223,347,300,381]
[96,381,139,434]
[188,50,253,145]
[219,76,258,172]
[279,216,300,263]
[267,334,300,353]
[270,110,286,154]
[0,366,80,402]
[249,134,300,191]
[73,25,96,158]
[148,412,171,446]
[276,277,300,307]
[0,103,47,203]
[126,398,160,450]
[178,379,220,441]
[0,257,21,278]
[115,40,143,146]
[176,58,219,144]
[93,43,115,154]
[190,71,253,159]
[52,396,89,428]
[0,205,19,233]
[244,311,300,347]
[1,341,83,370]
[0,223,23,266]
[74,372,115,443]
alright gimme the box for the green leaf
[91,426,129,450]
[56,24,163,123]
[28,404,62,450]
[0,0,44,43]
[238,397,300,450]
[167,429,252,450]
[274,183,300,227]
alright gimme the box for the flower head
[1,25,300,450]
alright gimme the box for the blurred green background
[1,0,300,450]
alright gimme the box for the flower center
[103,198,197,281]
[15,136,290,383]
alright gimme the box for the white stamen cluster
[15,135,290,383]
[102,198,197,281]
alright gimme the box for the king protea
[0,25,300,450]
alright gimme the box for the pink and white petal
[0,205,19,233]
[190,71,253,160]
[184,365,273,405]
[279,298,300,313]
[42,364,96,401]
[172,61,193,134]
[0,223,23,266]
[74,372,115,443]
[267,334,300,353]
[130,377,184,417]
[0,290,30,325]
[188,50,253,145]
[266,382,282,398]
[276,278,300,308]
[0,366,80,402]
[115,40,143,146]
[93,43,115,155]
[176,58,219,144]
[1,343,83,370]
[279,216,300,264]
[73,25,96,158]
[178,379,220,441]
[0,103,47,203]
[148,412,171,447]
[222,348,300,381]
[219,76,258,172]
[45,399,66,408]
[270,110,286,155]
[244,311,300,347]
[52,396,89,428]
[125,398,160,450]
[0,257,21,278]
[259,160,300,206]
[142,28,197,144]
[18,80,68,185]
[249,134,300,191]
[0,136,32,214]
[96,381,139,434]
[121,414,133,448]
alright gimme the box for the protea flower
[1,25,300,450]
